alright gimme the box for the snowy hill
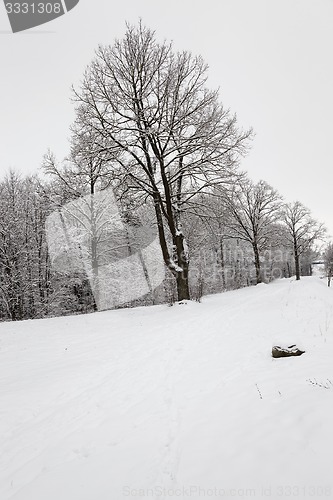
[1,277,333,500]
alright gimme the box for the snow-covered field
[1,277,333,500]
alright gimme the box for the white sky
[1,0,333,236]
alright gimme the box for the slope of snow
[1,277,333,499]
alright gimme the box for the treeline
[0,169,325,322]
[0,172,96,321]
[0,22,327,321]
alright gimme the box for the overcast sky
[1,0,333,236]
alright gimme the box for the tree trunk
[294,238,300,280]
[252,242,262,284]
[175,232,190,301]
[152,190,190,302]
[90,191,99,311]
[176,268,190,301]
[220,238,226,289]
[44,249,51,315]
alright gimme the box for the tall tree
[323,242,333,286]
[224,179,282,284]
[281,201,326,280]
[72,22,252,301]
[43,125,120,311]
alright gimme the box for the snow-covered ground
[1,277,333,500]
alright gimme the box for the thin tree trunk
[220,238,226,289]
[294,237,300,280]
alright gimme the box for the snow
[0,277,333,499]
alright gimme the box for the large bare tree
[224,179,282,284]
[282,201,326,280]
[72,22,252,301]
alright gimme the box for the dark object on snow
[272,345,305,358]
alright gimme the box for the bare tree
[224,179,282,284]
[43,130,118,311]
[281,201,326,281]
[324,242,333,287]
[72,22,252,301]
